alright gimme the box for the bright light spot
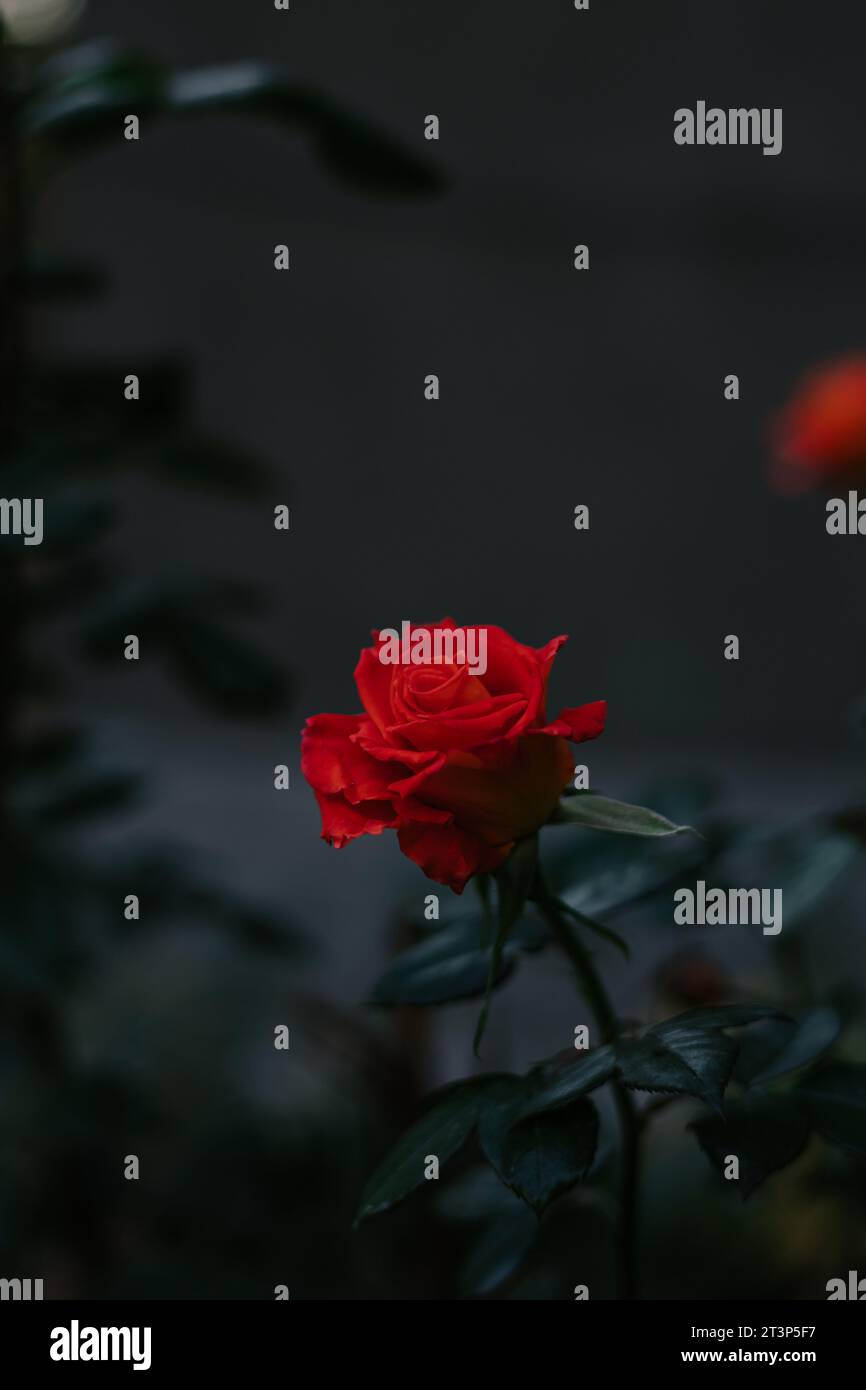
[1,0,86,44]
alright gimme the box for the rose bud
[773,355,866,492]
[301,619,606,893]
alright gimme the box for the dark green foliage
[549,792,693,837]
[368,913,546,1006]
[795,1064,866,1155]
[356,1007,789,1218]
[0,20,446,1303]
[744,1007,841,1087]
[26,42,444,196]
[480,1098,600,1215]
[356,1076,514,1223]
[690,1095,811,1199]
[458,1201,538,1297]
[82,583,289,717]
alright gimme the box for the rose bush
[773,355,866,491]
[302,626,853,1302]
[301,619,605,891]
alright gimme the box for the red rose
[773,356,866,492]
[301,619,606,892]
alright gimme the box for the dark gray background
[51,0,865,741]
[43,0,866,1025]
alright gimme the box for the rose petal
[387,694,528,752]
[397,820,512,893]
[301,713,403,803]
[416,734,574,845]
[533,699,607,743]
[354,647,399,739]
[314,790,398,847]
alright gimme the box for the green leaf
[623,1007,790,1111]
[510,915,550,952]
[97,847,305,957]
[482,1098,599,1215]
[553,778,717,906]
[733,1018,799,1087]
[617,1026,737,1113]
[173,69,445,193]
[167,63,312,116]
[714,824,860,930]
[167,65,444,194]
[795,1064,866,1155]
[517,1047,618,1117]
[474,837,538,1055]
[458,1205,538,1297]
[82,585,289,717]
[31,40,163,97]
[28,47,443,197]
[549,793,694,838]
[556,833,708,922]
[518,1006,785,1121]
[654,1005,790,1033]
[690,1095,811,1198]
[549,775,714,925]
[310,103,444,197]
[369,919,515,1006]
[355,1075,511,1223]
[453,1000,783,1162]
[747,1008,841,1088]
[24,47,166,145]
[157,619,288,717]
[368,908,546,1006]
[29,360,266,495]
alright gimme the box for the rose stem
[534,877,641,1301]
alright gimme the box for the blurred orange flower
[773,355,866,492]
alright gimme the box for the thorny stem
[535,876,641,1301]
